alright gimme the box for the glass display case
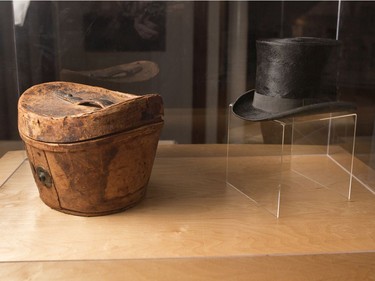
[1,1,375,278]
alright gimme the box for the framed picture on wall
[83,2,166,52]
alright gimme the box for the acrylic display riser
[226,104,357,218]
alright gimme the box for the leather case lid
[18,82,164,143]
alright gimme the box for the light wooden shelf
[1,145,375,280]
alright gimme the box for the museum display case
[1,1,375,279]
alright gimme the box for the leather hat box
[18,82,164,216]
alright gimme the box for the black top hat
[232,37,356,121]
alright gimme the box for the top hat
[232,37,356,121]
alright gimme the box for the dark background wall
[1,1,375,145]
[0,2,19,139]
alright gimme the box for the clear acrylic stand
[226,104,357,218]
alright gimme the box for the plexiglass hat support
[226,104,358,218]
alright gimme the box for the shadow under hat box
[18,82,164,216]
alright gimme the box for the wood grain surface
[1,253,375,281]
[0,150,27,186]
[1,144,375,279]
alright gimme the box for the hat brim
[232,90,356,121]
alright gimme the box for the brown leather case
[18,81,163,216]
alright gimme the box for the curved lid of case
[18,82,163,143]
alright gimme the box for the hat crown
[255,37,340,102]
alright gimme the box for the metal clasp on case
[36,166,52,188]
